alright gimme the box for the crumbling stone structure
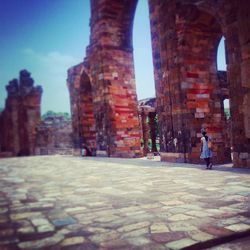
[149,0,250,167]
[68,0,250,167]
[68,64,97,155]
[67,1,142,157]
[0,70,42,156]
[35,116,73,155]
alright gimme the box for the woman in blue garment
[200,129,213,169]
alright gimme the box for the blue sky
[0,0,226,114]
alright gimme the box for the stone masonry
[0,70,42,157]
[68,0,142,158]
[67,63,97,155]
[67,0,250,167]
[149,0,250,167]
[35,116,73,155]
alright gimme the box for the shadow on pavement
[79,156,250,175]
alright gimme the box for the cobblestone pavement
[0,156,250,250]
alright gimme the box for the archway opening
[133,0,155,100]
[216,37,232,162]
[133,0,157,155]
[77,72,96,154]
[156,4,232,164]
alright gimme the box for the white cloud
[21,48,82,113]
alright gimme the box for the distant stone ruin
[0,70,74,158]
[35,115,73,155]
[0,70,42,157]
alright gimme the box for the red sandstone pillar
[141,109,150,156]
[85,0,142,157]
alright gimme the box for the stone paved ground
[0,156,250,250]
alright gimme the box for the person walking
[200,129,213,169]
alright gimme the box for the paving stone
[151,231,188,243]
[60,236,85,246]
[52,217,77,227]
[201,226,234,236]
[185,210,211,218]
[123,228,149,238]
[188,229,215,241]
[165,238,197,249]
[126,236,152,246]
[225,223,250,232]
[37,223,55,233]
[17,226,36,234]
[117,222,150,233]
[216,216,248,226]
[99,238,129,249]
[31,218,51,226]
[65,207,87,214]
[10,212,42,221]
[18,232,64,249]
[161,200,185,206]
[93,214,120,223]
[168,222,197,232]
[90,231,120,244]
[1,156,250,249]
[150,223,170,233]
[168,214,194,221]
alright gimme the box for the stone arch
[149,0,250,166]
[69,0,250,166]
[176,5,230,163]
[80,0,142,157]
[67,64,96,154]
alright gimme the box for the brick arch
[89,0,138,50]
[149,0,250,166]
[183,1,250,167]
[67,64,96,154]
[176,5,230,163]
[69,0,250,166]
[76,0,142,157]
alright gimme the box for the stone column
[141,108,150,155]
[85,0,142,158]
[148,112,158,153]
[230,0,250,167]
[67,64,96,156]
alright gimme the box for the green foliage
[42,110,71,121]
[224,107,230,119]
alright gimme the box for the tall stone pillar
[141,109,150,155]
[84,0,142,157]
[67,64,96,155]
[148,112,158,153]
[230,0,250,167]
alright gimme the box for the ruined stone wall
[68,0,249,167]
[0,70,42,157]
[35,116,73,155]
[67,63,96,155]
[68,0,142,157]
[149,0,250,167]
